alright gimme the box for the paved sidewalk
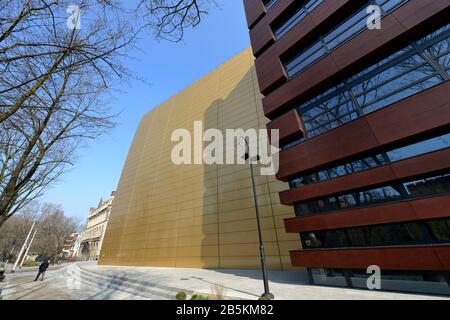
[1,262,449,300]
[2,263,69,274]
[0,274,73,300]
[78,263,448,300]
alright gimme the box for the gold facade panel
[218,206,273,223]
[219,217,275,234]
[276,228,301,242]
[219,242,280,257]
[220,256,282,269]
[99,49,294,270]
[219,230,278,245]
[278,241,302,253]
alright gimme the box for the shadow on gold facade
[99,49,299,269]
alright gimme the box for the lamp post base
[260,293,275,300]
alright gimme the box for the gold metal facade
[99,49,299,269]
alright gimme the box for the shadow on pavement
[190,276,260,298]
[209,269,309,285]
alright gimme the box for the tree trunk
[0,214,8,230]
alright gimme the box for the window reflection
[294,173,450,216]
[294,24,450,140]
[301,219,450,249]
[289,133,450,189]
[284,0,409,78]
[427,220,450,241]
[272,0,323,39]
[263,0,278,11]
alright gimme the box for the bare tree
[0,0,139,228]
[0,201,80,262]
[32,203,80,260]
[140,0,212,42]
[0,201,38,262]
[0,0,213,229]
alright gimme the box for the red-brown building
[244,0,450,295]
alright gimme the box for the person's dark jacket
[39,261,49,272]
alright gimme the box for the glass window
[289,133,450,189]
[427,220,450,241]
[293,23,450,140]
[263,0,278,11]
[294,173,450,217]
[284,0,409,78]
[301,219,448,249]
[313,268,449,283]
[405,175,450,197]
[387,134,450,161]
[272,0,323,39]
[324,7,369,51]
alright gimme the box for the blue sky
[41,1,251,220]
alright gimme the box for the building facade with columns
[77,192,115,261]
[62,233,79,261]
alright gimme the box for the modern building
[243,0,450,295]
[78,192,115,261]
[99,49,299,269]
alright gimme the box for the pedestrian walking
[34,259,49,281]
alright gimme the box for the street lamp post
[12,220,36,272]
[19,228,38,269]
[243,139,274,300]
[2,240,16,272]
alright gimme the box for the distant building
[62,233,79,260]
[77,192,115,261]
